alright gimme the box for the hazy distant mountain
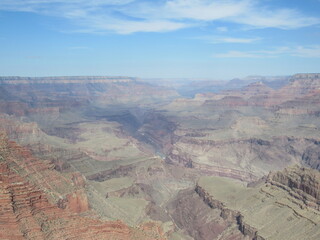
[142,75,290,97]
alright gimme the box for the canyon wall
[0,133,167,240]
[195,166,320,240]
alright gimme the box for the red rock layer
[202,74,320,108]
[0,134,166,240]
[267,165,320,210]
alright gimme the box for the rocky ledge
[267,165,320,210]
[195,185,264,240]
[0,133,166,240]
[0,76,136,84]
[195,166,320,240]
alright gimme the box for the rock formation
[0,133,166,240]
[0,76,179,116]
[267,165,320,209]
[1,73,320,239]
[195,166,320,240]
[196,73,319,108]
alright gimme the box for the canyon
[0,74,319,239]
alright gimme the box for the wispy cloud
[214,51,263,58]
[216,27,228,32]
[79,17,189,34]
[291,45,320,58]
[203,36,261,44]
[0,0,319,34]
[213,46,320,58]
[232,8,319,29]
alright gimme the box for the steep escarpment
[0,76,179,115]
[268,165,320,209]
[0,134,167,240]
[167,189,245,240]
[0,76,136,84]
[0,133,85,206]
[1,73,320,239]
[195,184,263,240]
[195,166,320,240]
[166,136,320,181]
[199,73,320,108]
[156,76,320,182]
[136,112,177,153]
[0,161,165,240]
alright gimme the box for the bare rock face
[0,76,135,84]
[0,76,179,116]
[0,101,29,116]
[0,134,167,240]
[0,114,45,144]
[195,166,320,240]
[166,136,320,181]
[167,189,245,240]
[264,73,320,106]
[57,189,89,213]
[200,73,320,108]
[267,165,320,209]
[1,73,319,239]
[204,96,249,107]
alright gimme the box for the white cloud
[213,51,263,58]
[216,27,228,32]
[233,8,319,29]
[89,18,189,34]
[0,0,319,34]
[208,37,261,44]
[291,45,320,58]
[213,46,320,58]
[163,0,250,21]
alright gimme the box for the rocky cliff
[166,189,245,240]
[200,73,320,108]
[0,133,167,240]
[0,76,179,114]
[166,136,320,181]
[267,165,320,209]
[0,76,136,84]
[195,184,264,240]
[195,166,320,240]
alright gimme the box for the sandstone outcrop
[0,134,167,240]
[195,166,320,240]
[0,76,136,84]
[0,76,179,115]
[166,136,320,181]
[267,165,320,209]
[167,189,245,240]
[1,73,320,239]
[201,73,320,108]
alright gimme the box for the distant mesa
[0,76,137,84]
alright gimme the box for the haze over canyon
[0,73,319,240]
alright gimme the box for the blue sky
[0,0,319,79]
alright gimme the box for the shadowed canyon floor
[0,74,320,239]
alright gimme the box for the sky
[0,0,320,79]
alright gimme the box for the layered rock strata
[195,166,320,240]
[267,165,320,210]
[200,73,320,108]
[0,134,166,240]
